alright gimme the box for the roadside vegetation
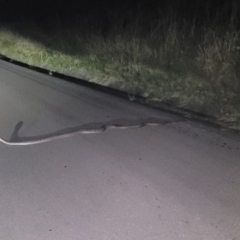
[0,0,240,129]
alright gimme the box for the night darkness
[0,0,239,50]
[1,0,239,25]
[1,0,239,51]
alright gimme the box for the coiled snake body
[0,122,163,146]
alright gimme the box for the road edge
[0,53,239,134]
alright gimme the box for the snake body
[0,122,162,146]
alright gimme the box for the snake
[0,121,166,146]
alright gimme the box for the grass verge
[0,12,240,129]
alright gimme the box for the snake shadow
[9,118,177,143]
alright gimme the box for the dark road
[0,60,239,240]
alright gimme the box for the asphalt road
[0,60,240,240]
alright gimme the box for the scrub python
[0,120,179,146]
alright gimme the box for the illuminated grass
[0,13,239,129]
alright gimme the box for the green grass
[0,11,240,129]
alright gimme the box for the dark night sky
[0,0,227,17]
[0,0,238,27]
[0,0,164,23]
[1,0,140,16]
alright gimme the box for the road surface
[0,60,240,240]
